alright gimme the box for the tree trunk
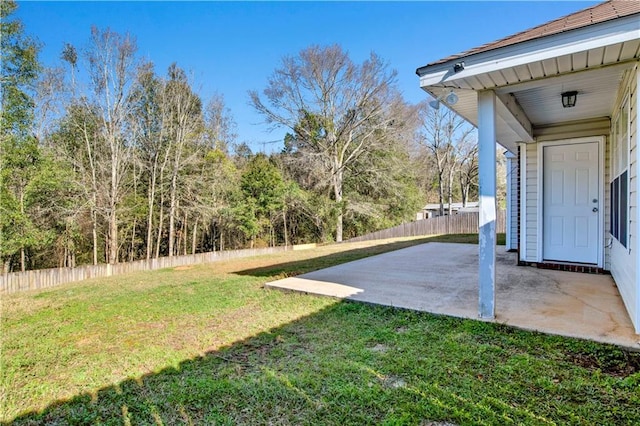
[89,179,98,266]
[130,218,137,262]
[19,189,25,272]
[211,221,216,252]
[155,202,164,259]
[447,165,455,216]
[168,171,178,257]
[437,170,445,216]
[460,172,468,208]
[20,247,25,272]
[109,211,118,264]
[183,212,188,255]
[145,161,157,260]
[282,208,289,247]
[91,207,98,265]
[191,219,198,254]
[333,167,344,242]
[108,149,119,264]
[65,221,75,268]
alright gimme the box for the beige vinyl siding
[508,156,518,250]
[525,142,538,261]
[610,65,638,333]
[632,70,638,257]
[534,118,612,142]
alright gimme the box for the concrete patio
[266,243,640,349]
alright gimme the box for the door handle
[592,207,598,212]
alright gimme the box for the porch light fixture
[429,89,458,110]
[446,90,458,105]
[561,91,578,108]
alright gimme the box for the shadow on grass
[236,234,500,278]
[5,300,639,425]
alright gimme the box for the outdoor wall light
[429,89,458,110]
[446,90,458,105]
[561,91,578,108]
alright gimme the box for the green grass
[2,234,639,425]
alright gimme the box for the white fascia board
[419,70,451,88]
[418,15,640,87]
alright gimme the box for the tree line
[1,1,485,273]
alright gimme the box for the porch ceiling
[500,63,629,126]
[429,59,634,142]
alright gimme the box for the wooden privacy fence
[1,246,291,294]
[349,210,506,243]
[1,212,506,294]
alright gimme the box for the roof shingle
[424,0,640,67]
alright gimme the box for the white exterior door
[543,142,599,264]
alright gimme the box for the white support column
[478,90,497,319]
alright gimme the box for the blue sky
[17,1,597,152]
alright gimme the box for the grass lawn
[2,234,639,425]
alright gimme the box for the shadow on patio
[267,243,640,349]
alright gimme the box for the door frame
[536,136,605,267]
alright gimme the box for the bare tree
[203,93,237,150]
[250,45,413,242]
[418,104,473,215]
[50,99,103,266]
[456,138,479,207]
[34,67,66,141]
[84,26,138,263]
[163,64,203,257]
[129,62,168,259]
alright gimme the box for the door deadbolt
[593,207,598,212]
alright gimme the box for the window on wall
[610,95,629,248]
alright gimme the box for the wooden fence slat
[349,210,505,243]
[0,245,292,294]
